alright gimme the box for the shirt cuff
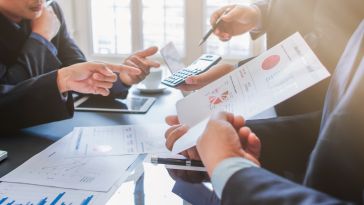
[250,4,263,33]
[211,157,258,198]
[30,32,58,56]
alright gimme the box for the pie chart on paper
[262,55,280,70]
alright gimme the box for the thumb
[221,6,244,23]
[105,63,141,75]
[134,46,159,58]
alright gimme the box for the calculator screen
[187,60,212,70]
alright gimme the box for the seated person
[0,0,159,96]
[178,0,363,115]
[0,61,140,130]
[164,20,364,204]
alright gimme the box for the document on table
[0,182,110,205]
[0,133,139,192]
[173,33,330,154]
[69,124,170,157]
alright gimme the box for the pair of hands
[56,46,160,96]
[165,112,261,176]
[57,47,160,97]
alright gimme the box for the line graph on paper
[27,158,99,184]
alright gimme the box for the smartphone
[0,150,7,162]
[161,54,222,87]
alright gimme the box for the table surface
[0,86,276,205]
[0,87,221,205]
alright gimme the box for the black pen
[151,156,204,167]
[198,6,236,46]
[46,0,55,7]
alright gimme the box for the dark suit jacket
[222,20,364,204]
[0,71,73,131]
[254,0,364,116]
[0,2,86,84]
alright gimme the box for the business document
[69,124,170,157]
[173,33,331,154]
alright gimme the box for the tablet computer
[74,96,156,113]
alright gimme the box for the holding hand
[178,64,234,91]
[197,112,261,176]
[31,6,61,41]
[57,62,141,96]
[211,5,261,41]
[121,47,161,85]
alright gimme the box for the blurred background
[57,0,265,66]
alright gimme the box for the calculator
[161,54,222,87]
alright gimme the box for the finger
[106,63,141,75]
[239,127,252,138]
[185,64,233,85]
[186,148,200,160]
[210,5,232,26]
[232,115,245,130]
[221,6,242,23]
[165,125,182,140]
[211,111,234,122]
[165,115,180,126]
[177,84,203,92]
[92,80,114,89]
[124,59,139,69]
[165,125,189,151]
[94,87,110,96]
[134,46,159,58]
[144,59,161,68]
[218,33,232,42]
[246,133,261,158]
[128,56,149,72]
[92,73,117,83]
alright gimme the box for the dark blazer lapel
[0,13,28,65]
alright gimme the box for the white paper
[160,42,186,73]
[173,33,330,154]
[69,124,170,157]
[0,133,139,192]
[0,182,110,205]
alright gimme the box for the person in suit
[165,20,364,204]
[178,0,364,116]
[0,0,160,97]
[0,61,140,131]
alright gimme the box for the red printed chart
[262,55,281,70]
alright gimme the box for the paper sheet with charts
[172,33,331,154]
[69,124,170,157]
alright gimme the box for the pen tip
[198,40,204,47]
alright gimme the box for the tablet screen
[74,96,155,113]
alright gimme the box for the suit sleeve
[0,34,63,84]
[250,0,269,40]
[246,111,321,181]
[0,71,74,131]
[51,2,86,67]
[221,167,352,205]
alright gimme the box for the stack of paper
[0,124,170,204]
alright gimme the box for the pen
[46,0,55,7]
[198,6,235,46]
[151,156,204,167]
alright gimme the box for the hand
[197,112,261,176]
[164,115,201,160]
[177,64,234,91]
[120,47,161,85]
[31,6,61,41]
[57,62,141,96]
[211,4,261,41]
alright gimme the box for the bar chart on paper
[0,183,106,205]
